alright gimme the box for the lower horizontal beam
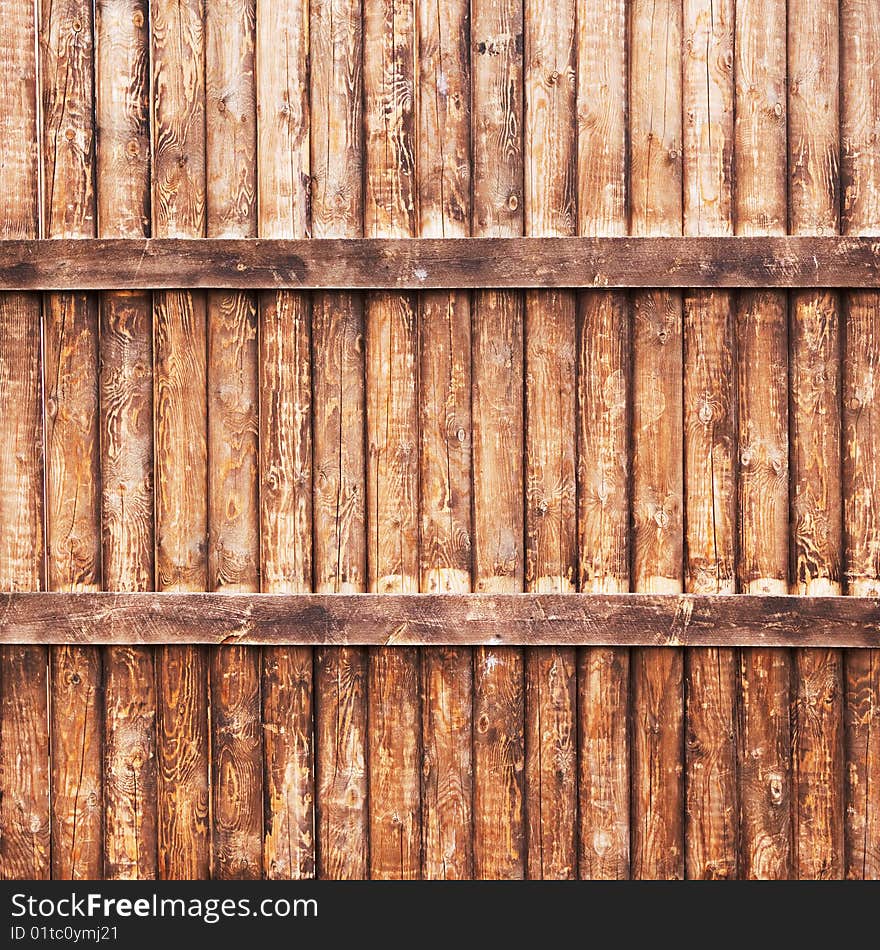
[0,592,877,647]
[1,236,879,289]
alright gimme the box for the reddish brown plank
[841,0,880,881]
[151,0,210,881]
[0,0,50,884]
[5,236,880,291]
[734,0,792,881]
[310,0,368,880]
[471,0,526,882]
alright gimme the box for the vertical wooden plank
[364,0,421,880]
[417,0,473,880]
[95,0,157,880]
[471,0,525,881]
[523,0,577,881]
[40,0,104,880]
[575,0,629,880]
[682,0,738,879]
[311,0,368,880]
[151,0,210,880]
[788,0,845,880]
[257,0,314,881]
[205,0,262,880]
[734,0,792,881]
[629,0,685,880]
[841,0,880,881]
[0,0,48,880]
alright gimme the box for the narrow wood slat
[4,236,880,290]
[1,593,878,647]
[257,0,314,882]
[205,0,262,881]
[310,0,369,881]
[0,0,50,883]
[575,0,629,881]
[96,0,157,882]
[630,0,685,881]
[40,0,104,881]
[734,0,792,881]
[788,0,845,880]
[151,0,210,881]
[417,0,473,881]
[364,0,421,880]
[470,0,526,882]
[682,0,738,880]
[841,0,880,881]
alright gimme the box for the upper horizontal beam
[1,237,879,289]
[0,592,878,647]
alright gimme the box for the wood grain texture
[841,0,880,880]
[2,592,880,647]
[470,0,525,879]
[471,289,525,878]
[575,0,629,880]
[9,236,880,290]
[96,0,157,881]
[151,0,210,881]
[257,0,314,882]
[310,0,368,880]
[0,0,50,883]
[40,0,104,881]
[99,298,157,879]
[630,0,684,881]
[205,0,262,881]
[734,0,792,881]
[364,0,421,880]
[682,0,738,881]
[524,0,577,880]
[788,0,845,880]
[417,0,473,880]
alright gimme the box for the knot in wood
[654,509,669,529]
[507,192,519,211]
[132,10,144,27]
[698,400,714,424]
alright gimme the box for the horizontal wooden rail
[1,237,880,289]
[0,592,877,646]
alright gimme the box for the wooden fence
[0,0,878,881]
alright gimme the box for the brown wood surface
[682,0,738,880]
[524,0,577,880]
[734,0,792,881]
[576,0,629,880]
[4,592,877,647]
[96,0,157,881]
[471,0,526,881]
[40,0,104,881]
[788,0,845,880]
[6,236,880,290]
[841,0,880,881]
[0,0,50,883]
[311,0,368,881]
[205,0,262,881]
[257,0,314,882]
[151,0,210,880]
[417,0,473,880]
[630,0,685,881]
[364,0,421,880]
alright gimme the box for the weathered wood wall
[0,0,878,880]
